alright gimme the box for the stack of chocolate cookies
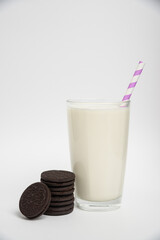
[41,170,75,216]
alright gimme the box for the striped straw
[122,61,145,102]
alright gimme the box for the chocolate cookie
[49,184,74,192]
[51,188,74,196]
[45,203,74,212]
[41,170,75,183]
[51,194,74,202]
[19,182,51,219]
[44,206,74,216]
[41,179,74,187]
[50,198,74,207]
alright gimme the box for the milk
[67,103,130,202]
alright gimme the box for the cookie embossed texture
[49,184,74,192]
[41,179,74,187]
[45,203,74,212]
[41,170,75,183]
[44,207,74,216]
[51,188,74,196]
[51,194,74,202]
[19,182,51,219]
[50,198,74,206]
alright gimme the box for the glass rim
[66,99,130,105]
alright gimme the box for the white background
[0,0,160,239]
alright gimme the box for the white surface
[0,0,160,240]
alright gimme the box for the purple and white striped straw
[122,61,145,102]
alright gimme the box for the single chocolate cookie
[44,207,74,216]
[45,203,74,212]
[19,182,51,219]
[50,198,74,207]
[41,179,75,187]
[41,170,75,183]
[51,194,74,202]
[49,184,74,192]
[51,188,74,196]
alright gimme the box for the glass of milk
[67,99,130,211]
